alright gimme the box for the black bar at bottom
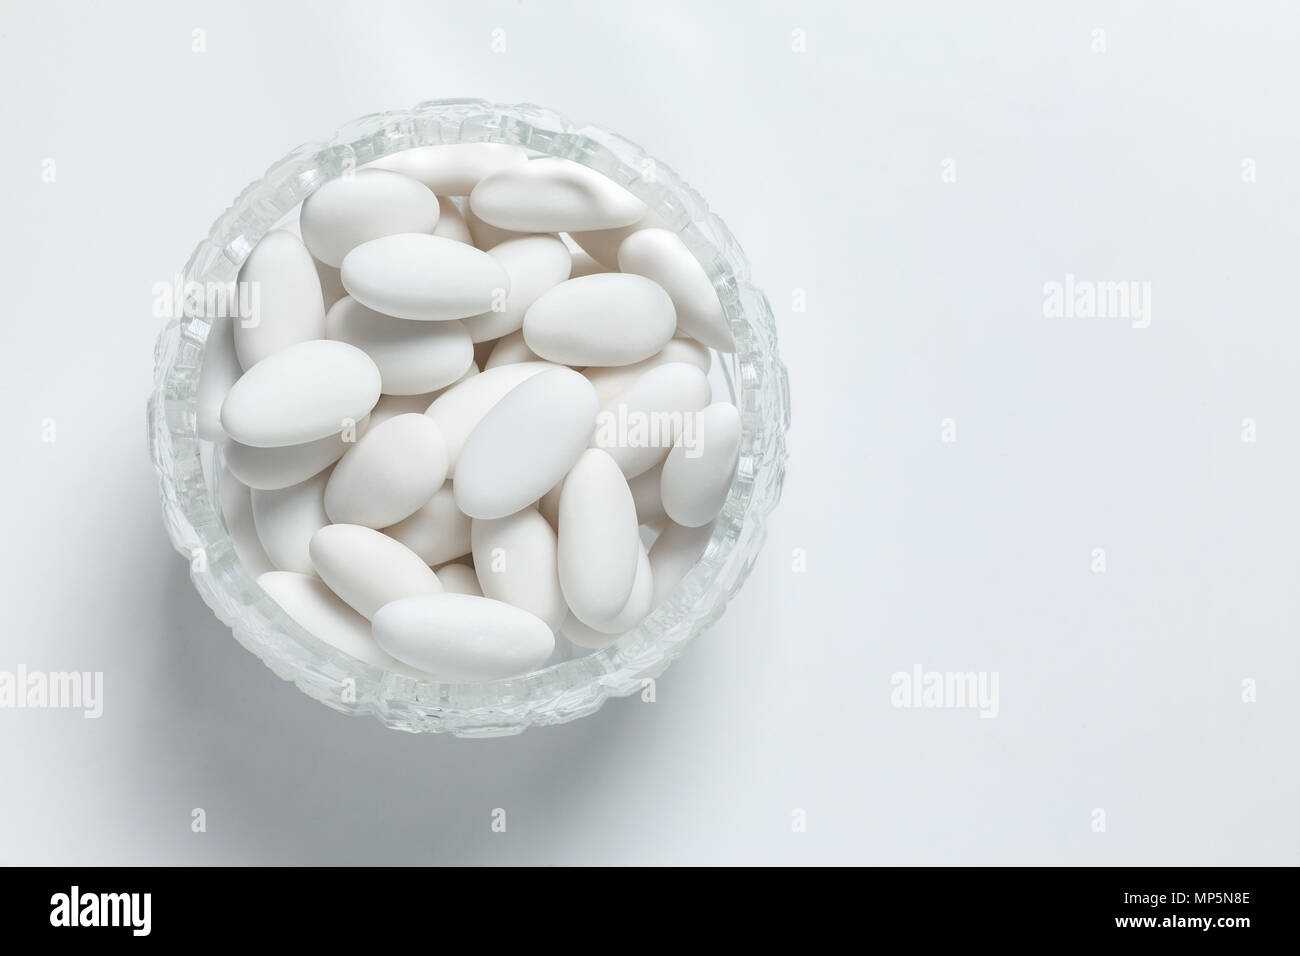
[1,866,1290,940]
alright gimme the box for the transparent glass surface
[147,99,790,736]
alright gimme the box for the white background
[1,0,1297,864]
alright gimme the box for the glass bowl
[147,99,790,737]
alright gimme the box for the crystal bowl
[147,99,790,736]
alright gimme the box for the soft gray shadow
[139,557,650,865]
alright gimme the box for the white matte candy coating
[432,196,473,244]
[300,169,440,267]
[218,467,274,577]
[461,234,571,343]
[484,329,543,369]
[425,362,557,477]
[220,339,381,448]
[593,362,712,478]
[464,199,527,251]
[523,273,675,367]
[660,403,741,528]
[196,316,241,441]
[364,362,479,428]
[454,368,599,519]
[324,413,448,528]
[325,296,473,395]
[367,143,528,196]
[258,571,428,675]
[368,391,440,427]
[575,542,653,634]
[308,524,443,620]
[648,520,716,610]
[234,230,327,369]
[372,593,555,681]
[340,233,510,322]
[226,415,368,491]
[206,148,749,679]
[250,470,331,574]
[560,612,618,650]
[435,562,483,597]
[469,158,647,233]
[471,508,567,630]
[583,338,712,405]
[570,207,664,268]
[618,228,735,352]
[558,449,640,622]
[383,481,472,566]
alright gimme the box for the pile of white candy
[197,144,742,681]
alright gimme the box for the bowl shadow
[142,558,647,865]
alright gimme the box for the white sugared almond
[203,146,753,679]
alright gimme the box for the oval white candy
[583,338,712,405]
[383,481,472,566]
[425,362,556,477]
[220,339,381,447]
[471,508,567,630]
[484,329,543,369]
[454,368,598,519]
[618,227,734,352]
[561,612,617,650]
[435,562,483,597]
[461,234,571,342]
[196,317,242,441]
[558,449,640,622]
[660,403,741,528]
[469,158,646,233]
[325,296,473,395]
[369,391,439,427]
[593,362,712,478]
[309,524,443,620]
[218,467,275,576]
[432,196,473,244]
[524,274,675,366]
[259,571,429,675]
[233,230,326,369]
[324,413,448,528]
[367,143,528,196]
[340,233,510,322]
[570,207,663,268]
[576,542,653,635]
[368,365,479,428]
[300,169,440,267]
[250,470,331,574]
[464,199,526,251]
[372,593,555,681]
[225,414,369,491]
[648,520,716,610]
